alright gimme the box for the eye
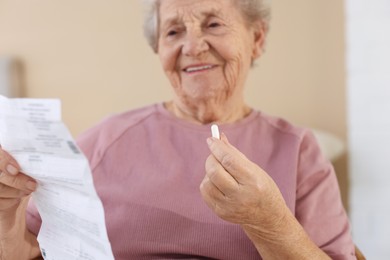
[208,22,221,28]
[167,30,178,37]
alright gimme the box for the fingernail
[26,180,37,191]
[6,164,18,175]
[206,138,213,146]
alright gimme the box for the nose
[182,29,209,57]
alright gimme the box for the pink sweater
[27,104,356,259]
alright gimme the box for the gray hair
[142,0,271,53]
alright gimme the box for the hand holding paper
[0,95,114,260]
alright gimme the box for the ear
[251,21,267,61]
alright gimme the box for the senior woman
[0,0,356,259]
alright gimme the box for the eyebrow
[160,8,223,30]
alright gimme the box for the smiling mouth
[183,65,217,73]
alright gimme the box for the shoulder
[254,110,311,143]
[253,110,322,167]
[76,104,160,168]
[258,111,323,162]
[97,104,157,130]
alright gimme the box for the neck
[164,100,252,125]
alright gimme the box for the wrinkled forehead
[159,0,236,24]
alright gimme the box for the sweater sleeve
[295,130,356,259]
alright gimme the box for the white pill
[211,124,220,139]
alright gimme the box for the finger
[0,197,22,211]
[200,175,225,201]
[0,172,37,193]
[205,154,239,195]
[0,196,30,224]
[200,176,225,212]
[0,148,21,176]
[206,135,253,182]
[0,183,31,198]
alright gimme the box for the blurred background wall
[0,0,360,254]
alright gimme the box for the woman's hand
[0,147,41,259]
[201,134,331,259]
[200,133,289,235]
[0,147,37,237]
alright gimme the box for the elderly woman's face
[158,0,264,108]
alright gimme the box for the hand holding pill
[201,128,289,233]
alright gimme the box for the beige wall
[0,1,348,206]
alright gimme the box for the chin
[183,80,226,95]
[185,88,227,102]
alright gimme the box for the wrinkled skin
[158,0,265,124]
[0,147,40,259]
